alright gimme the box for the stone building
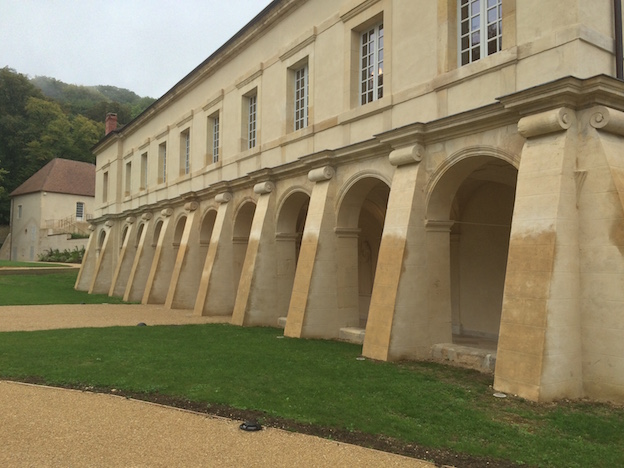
[6,158,94,261]
[76,0,624,404]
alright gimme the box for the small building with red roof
[3,158,95,262]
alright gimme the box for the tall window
[207,112,220,164]
[125,161,132,196]
[102,172,109,202]
[76,202,85,221]
[17,205,22,219]
[158,142,167,184]
[140,152,148,189]
[180,128,190,175]
[294,65,308,130]
[360,22,384,105]
[248,93,257,149]
[212,116,220,163]
[459,0,502,66]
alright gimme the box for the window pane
[471,31,480,46]
[471,1,480,16]
[471,16,480,32]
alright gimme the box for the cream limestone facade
[77,0,624,404]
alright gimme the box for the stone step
[339,327,365,345]
[431,343,497,373]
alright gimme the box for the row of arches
[87,152,518,350]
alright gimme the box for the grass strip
[0,270,127,305]
[0,324,622,468]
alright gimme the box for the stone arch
[172,215,187,247]
[151,219,164,247]
[232,200,257,294]
[97,229,107,251]
[135,223,145,248]
[426,147,518,345]
[199,209,218,245]
[120,225,129,247]
[275,189,311,319]
[336,174,390,329]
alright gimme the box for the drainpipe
[616,0,623,79]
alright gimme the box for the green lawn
[0,260,68,268]
[0,270,127,305]
[0,271,622,467]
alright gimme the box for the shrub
[38,246,85,264]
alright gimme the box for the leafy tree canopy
[0,66,155,224]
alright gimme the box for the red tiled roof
[10,158,95,197]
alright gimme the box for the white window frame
[248,93,257,149]
[125,161,132,196]
[181,128,190,175]
[360,22,384,105]
[158,142,167,184]
[76,202,85,221]
[212,115,220,163]
[458,0,502,66]
[140,152,148,189]
[294,64,309,131]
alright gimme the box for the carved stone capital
[141,212,153,221]
[161,208,173,217]
[308,166,335,182]
[125,216,136,224]
[589,106,624,136]
[104,220,114,228]
[215,192,232,204]
[253,181,275,195]
[518,107,573,139]
[184,201,199,212]
[389,144,424,166]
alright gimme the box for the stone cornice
[498,75,624,115]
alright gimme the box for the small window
[102,171,109,202]
[158,142,167,184]
[247,92,258,150]
[360,22,384,105]
[17,204,22,219]
[459,0,502,66]
[76,202,85,221]
[294,64,309,131]
[125,161,132,196]
[180,128,191,175]
[140,152,148,189]
[207,112,220,164]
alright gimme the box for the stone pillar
[88,220,115,295]
[123,213,152,303]
[142,208,174,304]
[284,166,340,339]
[494,107,584,402]
[165,202,199,309]
[109,217,136,297]
[576,106,624,402]
[363,144,451,361]
[231,182,278,326]
[74,225,96,291]
[194,192,236,316]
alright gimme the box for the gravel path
[0,304,433,467]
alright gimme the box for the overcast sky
[1,0,273,98]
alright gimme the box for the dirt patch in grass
[16,377,526,468]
